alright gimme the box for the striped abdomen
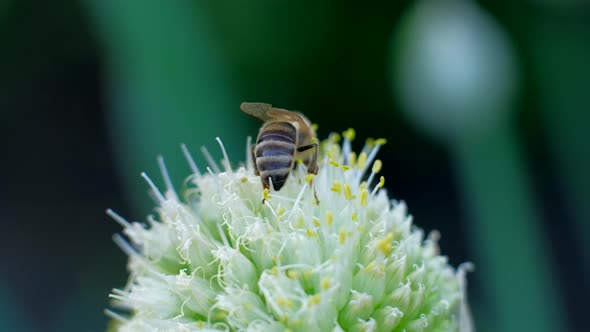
[254,121,297,191]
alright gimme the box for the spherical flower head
[106,131,473,332]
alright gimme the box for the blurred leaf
[84,0,249,214]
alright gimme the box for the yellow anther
[358,152,368,170]
[311,123,318,131]
[349,151,357,168]
[329,160,340,167]
[277,207,286,216]
[340,165,350,171]
[277,296,288,306]
[241,177,248,183]
[328,132,341,143]
[365,137,375,147]
[344,184,355,200]
[359,181,368,190]
[339,229,347,244]
[311,137,318,144]
[376,232,394,256]
[296,158,303,164]
[271,266,279,275]
[378,176,385,188]
[357,225,366,232]
[305,174,315,185]
[322,278,331,290]
[351,212,358,221]
[296,216,305,228]
[197,321,204,328]
[365,261,376,272]
[372,159,383,174]
[343,128,356,141]
[326,210,334,226]
[287,270,300,279]
[331,180,342,194]
[375,138,387,146]
[306,228,317,238]
[263,188,272,201]
[313,217,321,227]
[308,294,321,306]
[360,189,369,207]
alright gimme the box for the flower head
[107,131,472,331]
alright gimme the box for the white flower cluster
[106,131,472,332]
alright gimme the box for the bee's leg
[261,181,269,204]
[297,142,320,203]
[251,145,260,175]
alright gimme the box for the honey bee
[240,102,319,202]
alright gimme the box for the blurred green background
[0,0,588,331]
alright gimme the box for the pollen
[277,207,286,216]
[358,152,368,170]
[343,128,356,142]
[311,123,318,131]
[344,184,355,200]
[305,174,316,185]
[328,132,341,143]
[341,165,350,171]
[376,232,394,256]
[288,270,300,279]
[349,151,357,167]
[313,217,321,227]
[378,176,385,188]
[263,188,272,201]
[360,189,369,207]
[372,160,382,174]
[326,210,334,226]
[329,160,340,167]
[339,229,347,244]
[322,277,331,290]
[306,228,318,238]
[375,138,387,146]
[352,212,358,221]
[240,177,248,183]
[308,294,321,306]
[331,180,342,194]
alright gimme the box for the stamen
[370,176,385,197]
[359,189,369,207]
[158,156,178,200]
[326,211,334,226]
[344,184,355,200]
[104,309,129,322]
[180,144,201,177]
[366,159,382,187]
[106,209,131,228]
[349,151,357,168]
[331,180,342,194]
[200,146,221,174]
[141,172,166,204]
[112,234,139,257]
[216,137,232,173]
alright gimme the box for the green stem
[452,123,564,332]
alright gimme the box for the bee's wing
[240,102,300,122]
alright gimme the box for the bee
[240,102,319,203]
